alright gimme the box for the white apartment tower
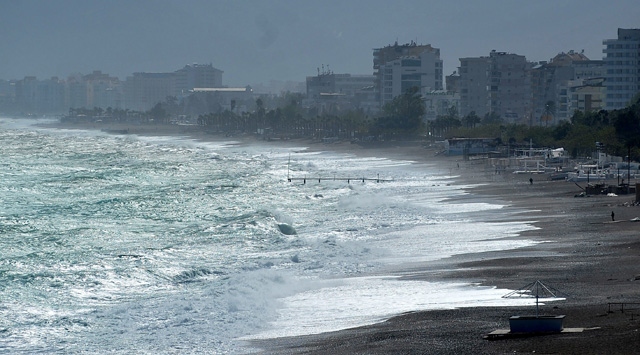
[603,28,640,109]
[373,42,443,107]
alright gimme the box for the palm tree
[462,111,481,128]
[542,100,556,126]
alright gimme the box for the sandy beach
[44,122,640,354]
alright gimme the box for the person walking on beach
[529,177,533,185]
[611,211,615,221]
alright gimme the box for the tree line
[63,88,640,160]
[443,95,640,160]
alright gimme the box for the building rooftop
[191,87,251,93]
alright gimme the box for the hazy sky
[1,0,638,87]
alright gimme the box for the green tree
[162,96,181,117]
[552,120,572,141]
[148,103,168,124]
[541,100,555,126]
[611,96,640,159]
[482,112,503,125]
[462,111,481,128]
[377,86,425,136]
[571,109,609,127]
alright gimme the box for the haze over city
[1,0,639,88]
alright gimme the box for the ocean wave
[0,119,539,353]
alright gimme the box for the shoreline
[34,121,640,353]
[253,144,640,354]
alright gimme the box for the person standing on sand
[529,177,533,185]
[611,211,615,221]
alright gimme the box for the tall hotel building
[373,41,443,107]
[459,51,531,123]
[603,28,640,110]
[458,56,490,117]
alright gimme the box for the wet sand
[255,176,640,355]
[253,141,640,354]
[43,122,640,354]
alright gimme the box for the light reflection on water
[0,118,538,353]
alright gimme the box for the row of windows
[401,59,421,67]
[574,72,604,79]
[606,52,640,58]
[382,75,442,85]
[604,60,640,65]
[460,96,487,101]
[606,44,640,49]
[402,74,422,81]
[382,60,444,68]
[606,85,639,90]
[401,82,421,92]
[611,77,638,82]
[607,93,635,99]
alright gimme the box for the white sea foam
[245,276,542,340]
[0,118,545,353]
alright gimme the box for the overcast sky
[1,0,638,87]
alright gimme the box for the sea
[0,117,541,354]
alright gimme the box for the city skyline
[1,0,639,87]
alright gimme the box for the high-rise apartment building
[124,64,225,111]
[84,70,122,109]
[123,72,173,111]
[566,77,606,115]
[38,77,66,113]
[306,72,375,99]
[488,51,531,123]
[304,71,377,114]
[603,28,640,110]
[458,51,531,123]
[530,51,600,123]
[458,56,490,117]
[15,76,39,112]
[0,80,15,111]
[173,64,223,96]
[13,73,118,114]
[445,71,460,94]
[558,59,605,120]
[4,64,227,114]
[373,42,443,107]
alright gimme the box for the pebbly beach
[42,121,640,354]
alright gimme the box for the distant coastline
[40,119,438,163]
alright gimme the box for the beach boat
[565,170,610,182]
[549,172,568,181]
